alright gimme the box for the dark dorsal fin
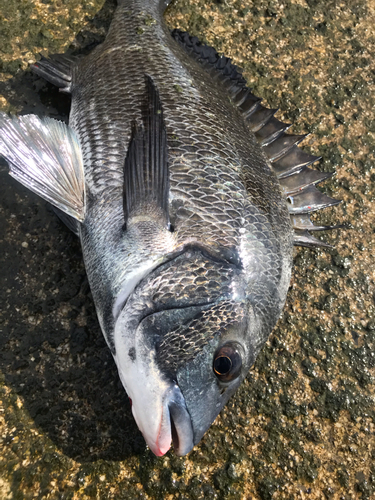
[171,29,341,248]
[31,54,80,94]
[171,29,249,97]
[123,76,170,229]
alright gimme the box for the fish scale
[0,0,339,456]
[71,1,292,355]
[73,2,289,231]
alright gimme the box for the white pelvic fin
[0,113,85,221]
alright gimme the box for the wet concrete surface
[0,0,374,498]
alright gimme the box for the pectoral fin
[0,113,85,222]
[123,76,170,229]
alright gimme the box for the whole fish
[0,0,339,456]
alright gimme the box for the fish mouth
[147,385,194,457]
[168,386,195,456]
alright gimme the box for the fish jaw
[114,312,194,456]
[117,361,194,457]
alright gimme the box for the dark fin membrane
[263,134,307,162]
[255,116,291,147]
[272,145,321,178]
[171,29,249,96]
[248,107,278,132]
[123,76,170,229]
[31,54,79,93]
[171,29,341,247]
[286,185,341,214]
[279,167,333,196]
[291,214,342,232]
[293,229,333,248]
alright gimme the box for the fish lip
[151,385,194,457]
[168,385,194,456]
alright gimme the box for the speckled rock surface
[0,0,374,498]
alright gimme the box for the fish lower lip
[166,386,194,456]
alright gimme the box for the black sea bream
[0,0,339,456]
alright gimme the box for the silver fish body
[1,0,340,456]
[75,0,293,455]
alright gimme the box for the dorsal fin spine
[171,28,341,248]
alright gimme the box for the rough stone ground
[0,0,374,498]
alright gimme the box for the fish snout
[132,383,194,457]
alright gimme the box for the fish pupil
[213,343,243,382]
[214,355,232,375]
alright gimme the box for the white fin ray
[0,113,85,221]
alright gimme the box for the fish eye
[213,342,242,382]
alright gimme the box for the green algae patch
[0,0,105,74]
[143,15,156,26]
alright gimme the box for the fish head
[113,246,275,456]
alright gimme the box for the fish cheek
[176,337,244,446]
[175,311,253,447]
